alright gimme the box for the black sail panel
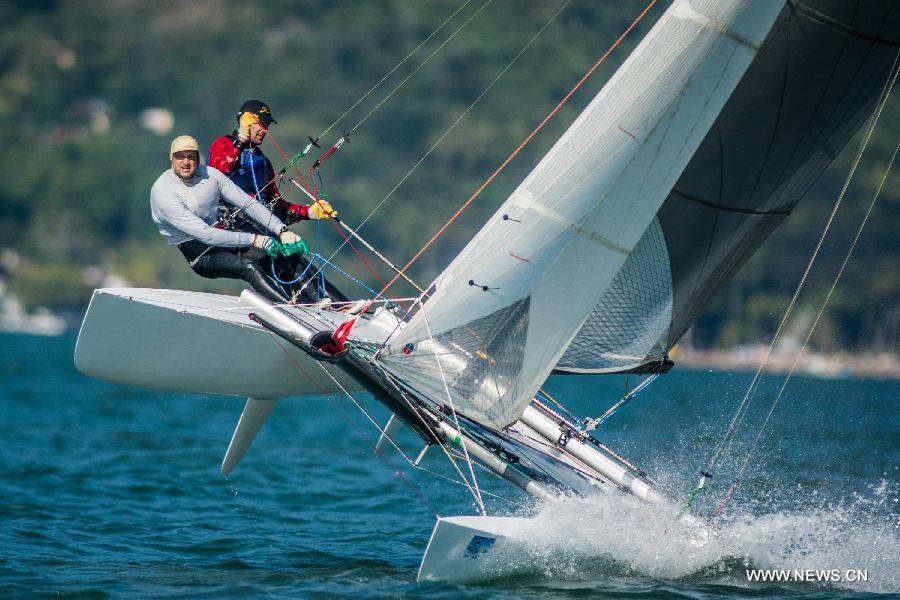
[557,0,900,374]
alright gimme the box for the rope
[259,328,440,517]
[212,2,536,296]
[536,387,580,423]
[706,47,900,517]
[728,102,899,502]
[262,317,516,508]
[258,0,579,303]
[282,174,406,294]
[252,0,481,197]
[370,358,494,506]
[327,220,392,291]
[376,0,658,298]
[269,251,379,300]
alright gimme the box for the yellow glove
[237,112,260,143]
[308,199,337,220]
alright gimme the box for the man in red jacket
[208,100,335,222]
[208,100,347,303]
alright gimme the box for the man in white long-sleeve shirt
[150,135,301,302]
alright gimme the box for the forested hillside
[2,0,897,352]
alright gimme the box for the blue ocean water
[1,332,897,598]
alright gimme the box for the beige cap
[170,134,200,157]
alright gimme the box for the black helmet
[237,99,277,126]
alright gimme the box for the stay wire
[222,0,481,267]
[318,0,476,140]
[265,0,478,188]
[273,0,572,300]
[348,0,494,135]
[367,355,492,508]
[211,2,492,293]
[420,306,486,515]
[700,46,900,481]
[259,327,440,517]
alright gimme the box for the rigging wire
[217,0,488,291]
[370,358,500,507]
[317,0,477,140]
[583,372,660,431]
[262,326,520,513]
[259,328,439,517]
[375,0,659,299]
[273,0,587,307]
[419,306,487,515]
[349,0,494,135]
[535,387,580,423]
[696,47,900,516]
[281,288,494,512]
[269,0,494,205]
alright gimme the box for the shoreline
[673,345,900,380]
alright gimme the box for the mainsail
[558,0,900,373]
[380,0,786,429]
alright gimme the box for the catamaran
[74,0,899,583]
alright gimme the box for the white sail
[380,0,785,429]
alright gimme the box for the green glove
[265,239,309,258]
[280,239,309,256]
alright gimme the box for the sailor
[208,99,336,224]
[150,134,301,303]
[208,99,349,303]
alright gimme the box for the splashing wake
[476,480,898,593]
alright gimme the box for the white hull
[418,515,532,583]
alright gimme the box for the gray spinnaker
[556,0,900,374]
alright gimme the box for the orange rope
[377,0,657,298]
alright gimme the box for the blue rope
[315,169,326,197]
[270,253,316,286]
[316,253,381,298]
[269,251,382,300]
[262,167,410,316]
[247,147,264,202]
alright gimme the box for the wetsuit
[150,164,288,302]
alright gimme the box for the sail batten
[380,0,786,429]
